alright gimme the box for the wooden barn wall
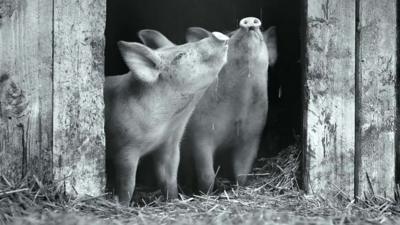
[0,0,54,183]
[304,0,356,197]
[304,0,398,198]
[1,0,398,198]
[53,0,106,196]
[397,0,400,188]
[0,0,106,196]
[356,0,397,198]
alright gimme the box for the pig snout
[211,32,229,45]
[239,17,261,30]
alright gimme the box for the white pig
[104,32,229,204]
[180,17,278,193]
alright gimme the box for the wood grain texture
[357,0,397,198]
[304,0,356,197]
[53,0,106,196]
[0,0,53,183]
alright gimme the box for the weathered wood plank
[304,0,356,197]
[53,0,106,196]
[0,0,53,182]
[357,0,397,198]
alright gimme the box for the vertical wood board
[304,0,356,197]
[0,0,53,182]
[53,0,106,196]
[357,0,397,198]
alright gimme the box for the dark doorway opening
[105,0,302,187]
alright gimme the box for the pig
[138,29,175,49]
[104,31,229,205]
[180,17,278,193]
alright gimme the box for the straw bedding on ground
[1,145,399,225]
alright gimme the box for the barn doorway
[105,0,303,192]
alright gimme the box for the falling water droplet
[235,120,241,137]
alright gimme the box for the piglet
[181,17,278,193]
[104,31,229,204]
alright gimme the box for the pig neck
[217,58,268,95]
[128,74,200,123]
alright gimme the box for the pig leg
[154,142,180,200]
[192,141,215,194]
[232,139,259,186]
[112,148,139,206]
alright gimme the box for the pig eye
[171,52,186,65]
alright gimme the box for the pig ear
[118,41,161,83]
[138,29,175,49]
[225,30,236,37]
[263,26,278,67]
[186,27,211,42]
